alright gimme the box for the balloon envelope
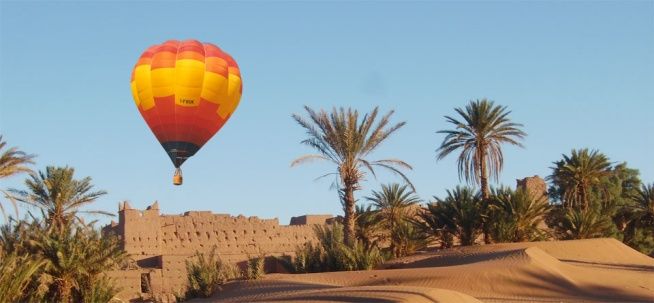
[130,40,242,168]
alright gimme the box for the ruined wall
[516,175,548,202]
[290,214,333,225]
[104,202,330,301]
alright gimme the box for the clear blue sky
[1,1,653,226]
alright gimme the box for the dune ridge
[194,238,654,303]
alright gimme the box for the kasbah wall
[103,176,547,302]
[102,202,332,302]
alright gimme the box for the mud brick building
[103,202,331,301]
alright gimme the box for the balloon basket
[173,169,183,186]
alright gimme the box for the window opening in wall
[140,273,151,293]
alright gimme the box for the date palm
[0,136,35,217]
[28,221,126,302]
[354,204,381,251]
[293,106,413,246]
[436,99,526,200]
[0,252,45,303]
[426,186,484,246]
[366,183,421,257]
[488,187,550,242]
[624,183,654,244]
[9,166,111,231]
[554,208,612,240]
[416,204,453,248]
[548,149,612,209]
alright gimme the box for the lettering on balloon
[179,99,195,105]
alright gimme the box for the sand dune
[193,238,654,303]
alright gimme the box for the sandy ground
[192,238,654,303]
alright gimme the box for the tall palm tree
[548,149,612,209]
[0,136,35,217]
[366,183,421,257]
[624,183,654,244]
[436,99,526,201]
[9,166,111,231]
[292,106,413,246]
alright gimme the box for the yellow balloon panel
[200,72,228,104]
[218,75,242,119]
[133,65,155,110]
[150,68,175,98]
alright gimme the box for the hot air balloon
[130,40,242,185]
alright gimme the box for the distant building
[103,202,331,302]
[516,175,549,202]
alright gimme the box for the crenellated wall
[103,202,331,302]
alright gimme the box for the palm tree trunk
[479,149,489,200]
[623,221,636,245]
[580,184,588,210]
[390,220,397,257]
[342,182,356,247]
[479,148,491,244]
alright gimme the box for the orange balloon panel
[130,40,242,167]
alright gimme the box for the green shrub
[624,227,654,255]
[185,246,240,298]
[392,221,429,257]
[488,187,550,242]
[1,219,125,303]
[244,255,265,280]
[345,240,384,270]
[419,186,484,246]
[284,223,385,273]
[0,251,44,303]
[78,275,121,303]
[552,208,613,240]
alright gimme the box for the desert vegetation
[0,137,125,302]
[282,223,384,273]
[184,247,241,299]
[290,101,653,273]
[292,106,414,247]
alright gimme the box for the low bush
[185,246,241,298]
[283,223,385,273]
[243,255,265,280]
[488,187,551,242]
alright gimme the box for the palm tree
[392,220,429,257]
[553,208,612,240]
[0,252,45,303]
[354,204,381,251]
[1,218,125,302]
[366,183,421,257]
[0,136,35,217]
[436,99,526,201]
[623,183,654,244]
[9,166,111,231]
[292,106,413,246]
[548,149,612,209]
[29,222,126,302]
[415,204,453,248]
[424,186,484,246]
[488,187,550,242]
